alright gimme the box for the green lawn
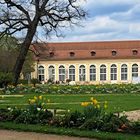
[0,94,140,113]
[0,93,140,140]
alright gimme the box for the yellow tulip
[90,97,94,101]
[81,102,85,106]
[92,99,98,105]
[81,102,89,107]
[30,99,36,104]
[34,96,37,100]
[39,96,42,100]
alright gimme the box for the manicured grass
[0,122,140,140]
[0,92,140,140]
[0,94,140,112]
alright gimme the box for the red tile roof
[32,40,140,61]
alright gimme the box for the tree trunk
[13,24,38,86]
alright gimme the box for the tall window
[59,65,65,81]
[121,64,127,80]
[110,64,117,80]
[132,64,138,78]
[38,66,45,81]
[79,65,86,81]
[100,65,106,81]
[48,65,55,81]
[90,65,96,81]
[69,65,75,81]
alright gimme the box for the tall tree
[0,0,86,85]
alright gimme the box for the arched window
[69,65,75,81]
[90,65,96,81]
[79,65,86,81]
[112,50,117,56]
[121,64,127,80]
[110,64,117,80]
[48,65,55,81]
[132,64,138,78]
[91,51,96,56]
[69,52,75,57]
[59,65,65,81]
[132,50,138,55]
[49,52,54,57]
[100,65,106,81]
[38,66,45,81]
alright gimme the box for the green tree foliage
[0,36,34,85]
[0,72,13,89]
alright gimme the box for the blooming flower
[30,99,36,104]
[92,99,98,105]
[7,107,11,110]
[90,97,94,101]
[37,107,41,111]
[34,96,37,100]
[39,95,42,100]
[81,102,89,107]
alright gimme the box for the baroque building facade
[31,40,140,84]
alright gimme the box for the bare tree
[0,0,86,85]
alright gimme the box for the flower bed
[2,83,140,95]
[0,96,139,135]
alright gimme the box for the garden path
[0,130,97,140]
[122,110,140,121]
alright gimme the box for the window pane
[69,65,75,81]
[111,64,117,80]
[59,65,65,81]
[79,65,86,81]
[121,64,127,80]
[38,66,45,81]
[48,66,55,81]
[90,65,96,81]
[132,64,138,78]
[100,65,106,81]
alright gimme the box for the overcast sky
[42,0,140,42]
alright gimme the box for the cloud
[44,0,140,42]
[111,4,140,22]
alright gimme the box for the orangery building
[31,40,140,84]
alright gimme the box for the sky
[45,0,140,42]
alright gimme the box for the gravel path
[123,110,140,121]
[0,130,97,140]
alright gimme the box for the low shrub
[0,72,13,89]
[18,79,28,85]
[31,78,40,87]
[0,95,53,124]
